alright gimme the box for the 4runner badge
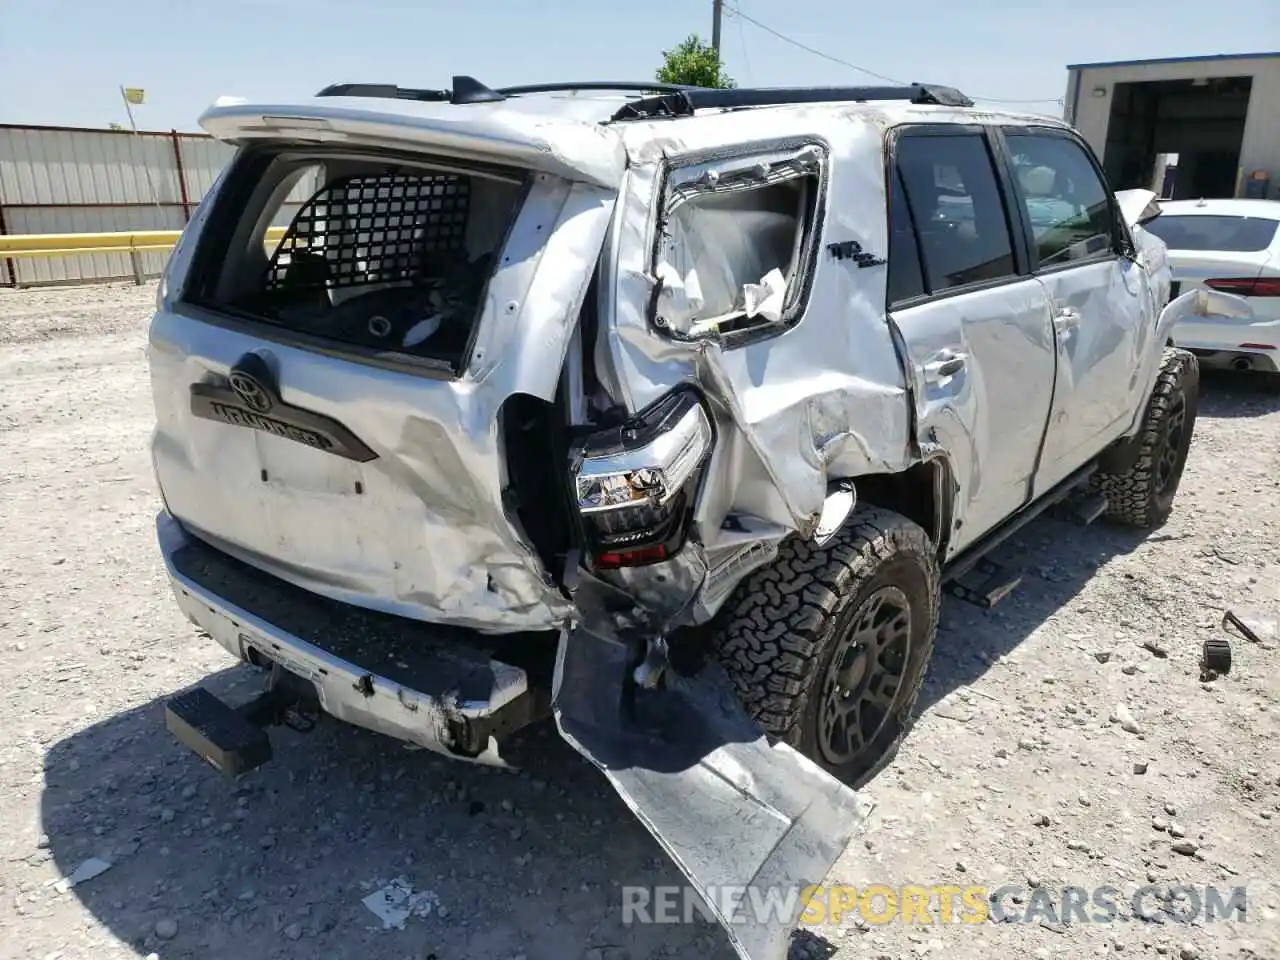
[189,353,378,463]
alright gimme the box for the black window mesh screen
[266,173,471,290]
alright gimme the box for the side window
[894,134,1018,295]
[652,146,822,340]
[1005,133,1115,267]
[887,165,926,305]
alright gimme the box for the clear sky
[1,0,1276,131]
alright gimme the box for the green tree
[655,34,736,89]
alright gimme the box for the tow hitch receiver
[554,619,868,960]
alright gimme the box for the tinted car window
[895,134,1017,294]
[1141,214,1279,253]
[887,165,926,304]
[1005,133,1115,267]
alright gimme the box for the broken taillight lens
[571,389,713,570]
[1205,277,1280,297]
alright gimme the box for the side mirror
[1114,188,1163,229]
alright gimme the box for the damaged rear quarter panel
[606,113,915,548]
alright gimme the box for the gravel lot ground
[1,282,1278,960]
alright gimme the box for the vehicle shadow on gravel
[917,369,1266,717]
[39,666,740,960]
[917,514,1149,719]
[1196,369,1280,418]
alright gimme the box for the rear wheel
[713,507,940,786]
[1093,347,1199,529]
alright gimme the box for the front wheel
[1093,347,1199,529]
[712,507,940,786]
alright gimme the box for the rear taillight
[571,389,713,570]
[1204,277,1280,297]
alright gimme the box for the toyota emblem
[228,367,272,412]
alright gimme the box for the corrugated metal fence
[0,123,236,285]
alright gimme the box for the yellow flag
[123,87,145,105]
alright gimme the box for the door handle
[1054,306,1082,331]
[923,350,967,379]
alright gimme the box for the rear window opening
[188,148,526,373]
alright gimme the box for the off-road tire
[712,506,940,786]
[1093,347,1199,529]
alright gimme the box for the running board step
[1071,492,1109,525]
[1051,491,1109,526]
[165,687,274,779]
[946,557,1023,609]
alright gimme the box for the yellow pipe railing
[0,227,290,282]
[0,227,289,256]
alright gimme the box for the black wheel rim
[1155,390,1188,494]
[817,585,912,766]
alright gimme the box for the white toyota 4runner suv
[152,77,1243,959]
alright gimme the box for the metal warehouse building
[1063,51,1280,201]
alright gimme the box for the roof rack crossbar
[610,83,974,121]
[495,81,698,96]
[315,83,452,102]
[314,77,503,104]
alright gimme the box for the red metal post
[170,129,192,222]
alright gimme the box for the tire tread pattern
[713,507,939,750]
[1093,347,1198,529]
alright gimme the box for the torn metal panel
[606,117,914,544]
[597,543,711,628]
[1119,286,1254,439]
[552,610,869,960]
[467,179,617,399]
[694,514,789,621]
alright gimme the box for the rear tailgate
[152,109,621,633]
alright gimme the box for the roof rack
[312,78,976,118]
[609,83,974,121]
[315,77,696,105]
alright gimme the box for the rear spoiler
[198,97,627,188]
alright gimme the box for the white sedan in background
[1140,198,1280,389]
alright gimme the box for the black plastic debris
[1201,637,1232,678]
[1222,609,1264,645]
[1141,640,1169,659]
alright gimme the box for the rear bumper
[157,511,550,762]
[1173,315,1280,371]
